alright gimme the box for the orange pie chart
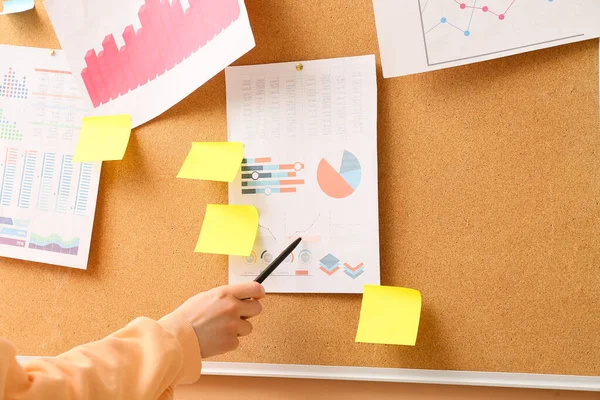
[317,151,362,199]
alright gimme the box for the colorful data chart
[56,155,74,214]
[243,250,258,264]
[317,150,362,199]
[18,150,37,209]
[319,253,341,276]
[28,233,80,255]
[30,67,84,144]
[243,248,311,277]
[0,148,18,207]
[241,157,305,195]
[74,163,94,216]
[285,213,322,243]
[0,216,29,248]
[0,109,22,141]
[81,0,241,108]
[298,249,312,264]
[37,152,56,212]
[319,253,365,279]
[422,0,556,39]
[260,250,275,264]
[343,262,365,279]
[0,67,29,99]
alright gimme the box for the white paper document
[226,56,380,293]
[373,0,600,77]
[0,45,101,269]
[45,0,255,128]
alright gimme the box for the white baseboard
[200,362,600,391]
[17,357,600,391]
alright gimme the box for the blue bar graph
[56,155,73,214]
[0,148,18,207]
[37,152,56,212]
[242,179,304,187]
[18,150,37,209]
[241,171,295,179]
[74,163,93,216]
[242,157,272,164]
[0,227,27,237]
[240,158,305,196]
[242,188,294,195]
[242,164,287,171]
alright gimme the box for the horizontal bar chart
[0,228,27,237]
[242,187,297,195]
[241,162,304,171]
[242,179,305,187]
[240,156,305,196]
[242,157,272,164]
[0,237,26,247]
[241,171,297,179]
[0,148,18,207]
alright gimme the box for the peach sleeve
[0,314,201,400]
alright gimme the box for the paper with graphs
[373,0,600,77]
[45,0,255,127]
[226,55,380,293]
[0,45,101,269]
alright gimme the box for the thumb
[225,281,266,300]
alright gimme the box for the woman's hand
[173,282,265,358]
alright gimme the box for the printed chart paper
[226,56,380,293]
[0,45,101,269]
[45,0,255,128]
[373,0,600,77]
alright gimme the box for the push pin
[295,63,303,71]
[49,49,55,56]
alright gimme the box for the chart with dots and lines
[226,56,380,293]
[372,0,600,77]
[0,45,101,270]
[0,109,21,141]
[0,67,29,99]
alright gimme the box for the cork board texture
[1,1,599,376]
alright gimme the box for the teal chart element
[0,0,34,15]
[28,233,80,255]
[317,150,362,199]
[339,150,362,190]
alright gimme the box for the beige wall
[175,376,598,399]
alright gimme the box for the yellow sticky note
[177,142,244,182]
[355,285,422,346]
[73,115,132,162]
[195,204,258,256]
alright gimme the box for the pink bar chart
[81,0,241,108]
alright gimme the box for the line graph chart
[423,0,554,37]
[417,0,578,66]
[373,0,600,76]
[286,214,321,242]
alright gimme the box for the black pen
[254,237,302,284]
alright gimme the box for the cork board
[1,1,599,376]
